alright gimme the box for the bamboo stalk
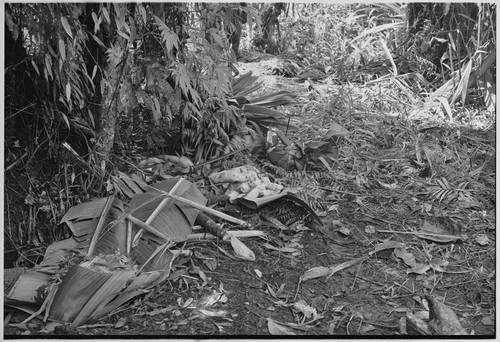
[127,214,169,241]
[160,192,249,227]
[88,195,115,256]
[377,229,460,239]
[131,178,183,247]
[133,177,249,227]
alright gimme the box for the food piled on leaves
[209,165,284,202]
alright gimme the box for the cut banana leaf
[6,270,51,304]
[61,197,109,237]
[72,269,135,326]
[112,171,147,198]
[39,237,89,267]
[133,237,175,272]
[60,196,127,256]
[48,266,112,323]
[128,177,207,242]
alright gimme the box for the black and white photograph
[3,2,496,337]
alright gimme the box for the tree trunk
[260,3,286,54]
[93,34,130,173]
[86,3,131,173]
[94,67,119,172]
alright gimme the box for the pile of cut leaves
[5,178,203,330]
[4,176,262,331]
[4,164,321,333]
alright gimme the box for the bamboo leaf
[91,65,97,81]
[140,5,147,25]
[31,60,40,76]
[60,16,73,39]
[91,34,106,48]
[351,22,403,44]
[300,266,330,281]
[66,82,71,102]
[451,59,473,105]
[91,12,99,33]
[436,97,453,121]
[58,39,66,61]
[101,6,110,24]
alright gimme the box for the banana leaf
[128,177,207,243]
[60,196,127,256]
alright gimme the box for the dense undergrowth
[3,3,496,337]
[4,3,496,270]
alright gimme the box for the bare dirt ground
[5,53,495,337]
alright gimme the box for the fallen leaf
[201,258,218,271]
[39,321,63,333]
[365,225,376,234]
[360,324,376,333]
[292,300,318,320]
[481,316,495,326]
[406,312,431,335]
[200,291,226,306]
[394,248,417,268]
[114,317,127,328]
[413,310,429,321]
[324,121,350,137]
[475,235,490,246]
[138,157,164,169]
[430,258,449,272]
[337,227,351,236]
[327,204,339,212]
[331,304,346,312]
[418,220,461,243]
[198,309,228,318]
[146,306,175,316]
[267,317,296,335]
[417,232,461,244]
[231,235,255,261]
[399,316,407,335]
[300,266,330,281]
[372,240,406,254]
[426,295,467,335]
[264,243,297,253]
[214,321,232,332]
[407,263,431,275]
[378,181,398,189]
[327,256,368,278]
[180,297,194,309]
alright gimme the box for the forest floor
[5,52,496,337]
